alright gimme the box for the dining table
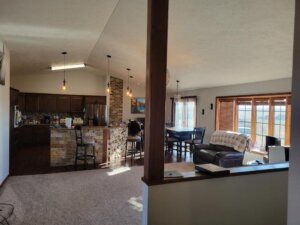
[165,127,194,155]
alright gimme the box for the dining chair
[165,129,180,154]
[184,127,206,156]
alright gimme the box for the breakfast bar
[50,126,127,167]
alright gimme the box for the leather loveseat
[193,130,251,168]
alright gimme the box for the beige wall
[123,83,145,122]
[143,171,288,225]
[11,68,107,96]
[165,78,292,143]
[0,42,10,185]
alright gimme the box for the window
[173,97,196,127]
[273,99,287,144]
[255,100,269,148]
[216,94,291,146]
[237,100,252,136]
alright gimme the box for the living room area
[1,0,299,225]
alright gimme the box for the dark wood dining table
[165,127,194,155]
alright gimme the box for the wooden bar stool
[125,136,142,163]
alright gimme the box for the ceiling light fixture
[51,63,85,71]
[106,55,111,93]
[126,68,133,97]
[174,80,181,102]
[62,52,67,91]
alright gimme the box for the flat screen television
[265,136,281,151]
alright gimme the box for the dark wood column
[144,0,169,183]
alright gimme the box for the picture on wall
[131,97,145,114]
[0,43,5,85]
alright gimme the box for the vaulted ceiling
[0,0,295,91]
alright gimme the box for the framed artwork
[0,43,5,86]
[131,97,145,114]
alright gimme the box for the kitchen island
[50,126,127,167]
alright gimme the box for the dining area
[165,124,206,158]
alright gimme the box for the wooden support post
[144,0,169,183]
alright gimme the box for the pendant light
[126,68,133,97]
[106,55,111,93]
[174,80,181,102]
[62,52,67,91]
[129,75,133,97]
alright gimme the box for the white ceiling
[0,0,295,91]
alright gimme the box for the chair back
[74,126,83,145]
[193,127,206,144]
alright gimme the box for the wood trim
[285,102,291,145]
[233,99,238,131]
[215,98,220,130]
[142,163,289,186]
[216,92,291,99]
[144,0,169,183]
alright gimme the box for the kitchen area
[9,73,134,175]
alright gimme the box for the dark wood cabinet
[21,125,50,147]
[18,93,26,111]
[19,92,105,113]
[85,96,106,105]
[70,96,83,112]
[25,94,39,112]
[39,94,57,113]
[32,125,50,146]
[56,95,71,113]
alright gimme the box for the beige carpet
[0,166,143,225]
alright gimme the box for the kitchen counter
[50,126,127,167]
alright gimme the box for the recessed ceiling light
[51,63,85,71]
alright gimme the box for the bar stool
[74,126,96,169]
[125,135,142,163]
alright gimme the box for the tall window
[273,99,287,144]
[216,94,291,146]
[255,100,269,148]
[174,97,196,127]
[237,100,252,136]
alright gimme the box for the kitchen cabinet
[19,92,105,113]
[18,93,26,111]
[25,94,39,112]
[56,95,71,113]
[21,125,50,147]
[85,96,106,105]
[39,94,57,113]
[70,96,83,112]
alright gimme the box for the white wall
[123,83,145,122]
[0,42,10,185]
[166,78,292,143]
[143,171,288,225]
[11,68,107,96]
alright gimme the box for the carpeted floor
[0,166,143,225]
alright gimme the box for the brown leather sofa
[193,131,251,168]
